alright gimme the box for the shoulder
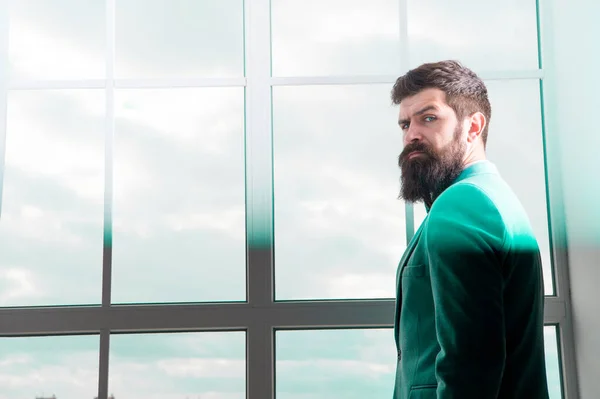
[426,182,507,245]
[431,181,501,219]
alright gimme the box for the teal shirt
[393,161,549,399]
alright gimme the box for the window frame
[0,0,578,398]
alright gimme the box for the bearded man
[391,60,550,399]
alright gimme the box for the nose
[403,125,422,146]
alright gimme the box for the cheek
[431,134,459,155]
[427,135,446,152]
[442,128,463,147]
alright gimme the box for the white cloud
[0,204,86,246]
[272,0,401,76]
[6,90,105,206]
[107,333,246,398]
[0,90,105,308]
[0,350,98,399]
[157,358,245,379]
[114,0,243,79]
[0,354,31,368]
[109,357,245,399]
[274,0,399,43]
[325,272,395,299]
[111,87,246,242]
[273,84,406,299]
[163,206,246,241]
[8,14,104,80]
[277,358,394,379]
[0,267,42,304]
[407,0,538,71]
[115,88,241,149]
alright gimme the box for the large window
[0,1,576,398]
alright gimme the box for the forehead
[398,88,450,117]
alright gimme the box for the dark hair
[391,60,492,146]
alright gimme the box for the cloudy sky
[0,327,561,399]
[0,0,561,398]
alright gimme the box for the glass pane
[0,90,104,306]
[544,325,564,399]
[112,88,246,304]
[413,202,428,233]
[407,0,538,71]
[273,84,405,300]
[8,0,105,80]
[115,0,244,79]
[485,79,553,295]
[276,329,394,399]
[109,332,245,399]
[275,328,562,399]
[271,0,401,76]
[0,335,99,399]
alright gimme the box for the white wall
[542,0,600,397]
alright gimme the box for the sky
[0,0,562,398]
[0,327,562,399]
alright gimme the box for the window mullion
[245,0,275,397]
[0,0,8,220]
[98,0,116,398]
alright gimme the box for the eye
[401,123,409,130]
[424,115,436,122]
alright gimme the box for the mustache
[398,142,435,166]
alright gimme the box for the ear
[466,112,486,144]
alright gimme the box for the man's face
[397,88,467,205]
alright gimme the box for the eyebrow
[398,105,439,126]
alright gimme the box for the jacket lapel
[394,218,426,351]
[398,222,424,273]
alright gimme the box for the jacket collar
[424,160,498,213]
[455,160,498,183]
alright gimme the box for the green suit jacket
[393,161,549,399]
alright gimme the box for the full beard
[398,129,466,207]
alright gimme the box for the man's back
[393,161,549,398]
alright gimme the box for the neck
[464,158,485,168]
[463,148,486,168]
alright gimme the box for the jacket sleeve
[425,183,507,399]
